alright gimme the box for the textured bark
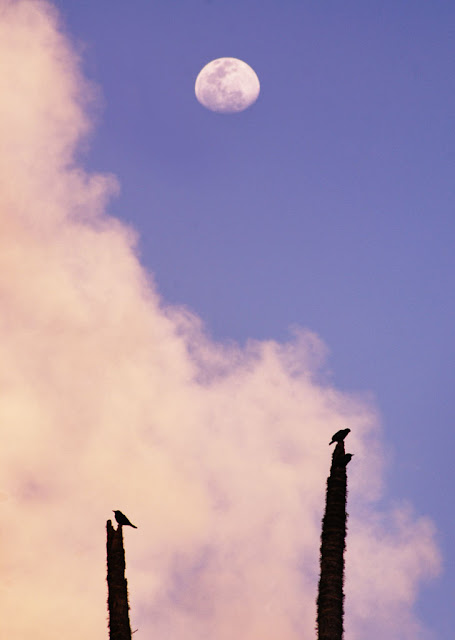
[316,441,348,640]
[106,520,132,640]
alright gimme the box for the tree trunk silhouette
[106,520,133,640]
[316,441,349,640]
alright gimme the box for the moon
[195,58,260,114]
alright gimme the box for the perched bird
[329,428,351,445]
[113,510,137,529]
[334,453,354,467]
[341,453,354,466]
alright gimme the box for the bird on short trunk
[113,510,137,528]
[329,428,351,445]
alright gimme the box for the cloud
[0,2,441,639]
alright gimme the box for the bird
[342,453,354,466]
[113,510,137,529]
[329,428,351,445]
[334,453,354,468]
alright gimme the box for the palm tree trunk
[316,441,349,640]
[106,520,133,640]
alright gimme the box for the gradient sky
[1,1,454,638]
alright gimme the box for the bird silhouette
[334,453,354,467]
[113,510,137,528]
[329,428,351,445]
[336,453,354,467]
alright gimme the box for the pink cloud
[0,2,441,639]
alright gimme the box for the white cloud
[0,2,441,639]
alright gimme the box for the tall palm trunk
[316,441,349,640]
[106,520,133,640]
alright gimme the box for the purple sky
[3,1,454,637]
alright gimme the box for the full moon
[195,58,260,114]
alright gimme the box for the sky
[0,0,453,638]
